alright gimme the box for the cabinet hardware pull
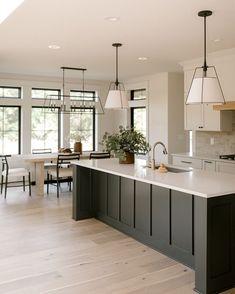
[181,160,192,164]
[204,161,212,164]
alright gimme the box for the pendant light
[185,10,225,105]
[105,43,129,109]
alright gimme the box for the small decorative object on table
[74,135,82,154]
[58,148,72,153]
[102,126,150,164]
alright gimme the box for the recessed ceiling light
[138,57,148,61]
[105,16,120,22]
[213,38,222,43]
[48,44,61,50]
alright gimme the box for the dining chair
[32,148,56,169]
[46,153,80,198]
[89,152,111,159]
[0,155,31,198]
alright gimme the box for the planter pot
[74,142,82,154]
[119,151,135,164]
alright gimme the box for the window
[130,89,147,137]
[70,90,95,101]
[0,106,21,154]
[69,90,96,151]
[32,88,60,99]
[0,86,21,98]
[31,107,60,152]
[131,88,146,100]
[131,107,146,137]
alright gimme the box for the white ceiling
[0,0,234,80]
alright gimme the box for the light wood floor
[0,186,234,294]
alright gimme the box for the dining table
[21,152,89,196]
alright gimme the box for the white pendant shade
[105,89,129,109]
[186,77,225,104]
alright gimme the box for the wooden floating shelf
[213,101,235,111]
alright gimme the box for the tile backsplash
[195,112,235,155]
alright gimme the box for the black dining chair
[0,155,31,198]
[89,152,111,159]
[46,153,80,198]
[32,148,56,169]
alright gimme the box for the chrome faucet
[151,141,168,169]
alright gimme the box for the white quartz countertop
[72,158,235,198]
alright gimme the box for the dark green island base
[72,165,235,294]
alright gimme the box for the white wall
[113,72,188,164]
[168,73,188,157]
[0,73,114,153]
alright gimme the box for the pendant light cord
[115,45,119,88]
[62,68,65,108]
[203,15,208,75]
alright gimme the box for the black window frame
[130,88,146,101]
[31,106,61,151]
[69,90,96,152]
[0,86,21,99]
[0,105,21,154]
[70,107,96,152]
[130,106,146,131]
[70,90,96,101]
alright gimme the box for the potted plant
[102,126,150,164]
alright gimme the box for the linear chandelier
[43,66,104,114]
[185,10,225,105]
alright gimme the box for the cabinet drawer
[202,160,216,171]
[216,162,235,174]
[172,156,202,169]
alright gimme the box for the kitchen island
[72,158,235,294]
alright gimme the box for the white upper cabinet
[184,67,232,131]
[214,54,235,102]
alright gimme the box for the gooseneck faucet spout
[151,141,168,169]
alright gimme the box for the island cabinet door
[135,181,151,236]
[107,174,120,221]
[151,185,170,250]
[120,177,134,227]
[171,190,194,267]
[73,166,93,221]
[195,195,235,294]
[92,170,108,217]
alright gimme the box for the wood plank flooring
[0,186,234,294]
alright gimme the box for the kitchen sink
[156,165,190,173]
